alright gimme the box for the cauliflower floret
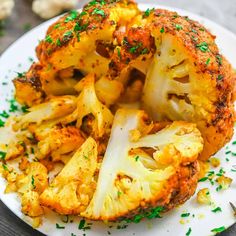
[40,137,97,215]
[32,0,77,19]
[29,0,140,98]
[13,95,77,130]
[197,188,211,205]
[140,9,235,160]
[82,109,203,221]
[216,175,233,190]
[16,162,48,217]
[0,0,14,20]
[37,126,85,162]
[61,74,114,138]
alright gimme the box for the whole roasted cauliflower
[82,109,203,220]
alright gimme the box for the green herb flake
[135,156,140,162]
[0,111,9,118]
[0,151,6,160]
[160,27,165,33]
[9,99,18,112]
[212,207,222,213]
[16,72,25,78]
[54,23,61,29]
[56,39,61,46]
[181,213,190,217]
[0,119,4,127]
[232,141,236,145]
[175,24,183,31]
[196,42,209,52]
[117,191,122,197]
[216,55,222,65]
[217,74,224,81]
[231,168,236,172]
[206,58,210,65]
[143,8,154,18]
[211,226,225,233]
[216,185,223,192]
[56,223,65,229]
[21,105,29,113]
[225,150,231,155]
[45,35,53,44]
[31,175,36,189]
[198,177,208,182]
[65,10,78,23]
[78,219,91,230]
[23,23,31,32]
[2,82,8,85]
[92,8,105,17]
[186,227,192,236]
[117,47,121,60]
[226,158,230,162]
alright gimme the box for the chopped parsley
[198,177,208,182]
[92,8,105,17]
[143,8,155,18]
[206,58,210,65]
[129,43,142,54]
[160,27,165,33]
[211,207,222,213]
[175,24,183,31]
[117,47,121,60]
[2,164,9,172]
[54,23,61,29]
[78,219,91,230]
[216,168,225,177]
[191,28,198,34]
[45,35,53,44]
[31,176,36,189]
[0,151,6,160]
[186,227,192,236]
[225,150,231,155]
[216,185,223,192]
[16,72,25,78]
[117,191,122,197]
[74,22,89,32]
[196,42,209,52]
[0,111,9,118]
[217,74,224,81]
[56,223,65,229]
[181,213,190,217]
[141,48,149,54]
[21,105,29,113]
[9,99,18,112]
[216,55,222,65]
[211,226,225,233]
[65,10,78,23]
[56,39,61,46]
[232,141,236,145]
[135,156,140,162]
[63,31,73,42]
[0,119,4,127]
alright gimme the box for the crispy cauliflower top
[82,109,203,220]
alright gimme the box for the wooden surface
[0,0,236,235]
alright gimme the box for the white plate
[0,3,236,236]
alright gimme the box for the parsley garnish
[65,10,78,23]
[21,105,29,113]
[175,24,183,31]
[117,191,122,197]
[135,156,140,162]
[31,176,36,189]
[211,226,225,233]
[0,119,4,127]
[54,23,61,29]
[16,72,25,78]
[92,8,105,17]
[63,31,73,42]
[117,47,121,60]
[181,213,190,217]
[2,164,9,172]
[56,223,65,229]
[196,42,209,52]
[212,207,222,213]
[198,177,208,182]
[143,8,154,18]
[216,185,223,192]
[56,39,61,46]
[217,75,224,81]
[45,35,53,44]
[160,27,165,33]
[0,151,6,160]
[0,111,9,118]
[78,219,91,230]
[225,150,231,155]
[186,227,192,236]
[216,55,222,65]
[129,43,142,54]
[206,58,210,65]
[9,99,18,112]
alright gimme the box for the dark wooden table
[0,0,235,235]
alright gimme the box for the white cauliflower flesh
[82,109,203,221]
[0,0,14,20]
[32,0,77,19]
[62,73,114,138]
[14,95,77,130]
[39,137,97,215]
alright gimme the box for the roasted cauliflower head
[40,137,97,215]
[110,9,235,160]
[82,109,203,221]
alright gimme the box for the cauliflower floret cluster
[0,0,14,20]
[0,0,235,226]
